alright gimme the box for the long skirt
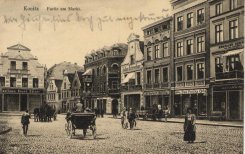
[184,124,196,142]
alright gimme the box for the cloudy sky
[0,0,171,68]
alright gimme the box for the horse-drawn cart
[65,113,97,139]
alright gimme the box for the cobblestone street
[0,115,243,154]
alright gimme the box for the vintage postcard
[0,0,243,153]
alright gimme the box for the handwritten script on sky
[3,8,170,32]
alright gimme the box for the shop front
[1,88,44,112]
[174,89,208,118]
[144,90,170,110]
[212,81,243,120]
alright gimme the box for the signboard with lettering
[144,90,170,95]
[1,88,44,94]
[211,39,244,53]
[175,89,207,95]
[213,84,243,91]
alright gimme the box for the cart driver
[75,101,83,112]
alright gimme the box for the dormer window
[113,49,118,56]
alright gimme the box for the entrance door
[229,91,240,120]
[112,99,118,115]
[20,95,28,111]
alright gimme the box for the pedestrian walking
[21,110,31,136]
[100,109,104,118]
[183,108,196,143]
[120,107,128,129]
[164,105,170,122]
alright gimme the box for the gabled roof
[7,44,31,51]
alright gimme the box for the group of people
[120,107,137,129]
[20,104,196,144]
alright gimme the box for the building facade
[83,43,127,114]
[46,78,62,111]
[0,44,45,112]
[142,17,173,111]
[121,33,144,111]
[170,0,210,117]
[209,0,244,120]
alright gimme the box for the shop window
[187,12,193,28]
[10,77,16,87]
[215,24,223,43]
[176,42,183,57]
[213,92,226,112]
[0,77,5,86]
[154,69,160,83]
[186,65,193,80]
[162,67,168,82]
[215,57,223,73]
[146,70,152,84]
[176,66,183,81]
[197,63,205,79]
[215,3,222,15]
[198,94,207,115]
[229,19,238,40]
[177,16,183,31]
[186,39,193,55]
[147,47,152,60]
[197,8,205,24]
[163,43,169,57]
[10,61,16,70]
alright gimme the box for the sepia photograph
[0,0,244,153]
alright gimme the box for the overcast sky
[0,0,171,68]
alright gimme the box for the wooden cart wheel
[65,122,70,136]
[92,126,97,139]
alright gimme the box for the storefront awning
[121,72,135,84]
[222,49,243,57]
[82,69,92,76]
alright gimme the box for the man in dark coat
[21,110,31,136]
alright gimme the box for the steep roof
[47,61,83,80]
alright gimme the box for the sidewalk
[106,115,243,128]
[0,112,243,128]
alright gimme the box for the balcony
[144,82,169,89]
[185,81,194,87]
[8,69,29,75]
[121,85,142,92]
[216,71,244,80]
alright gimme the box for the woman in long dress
[184,108,196,143]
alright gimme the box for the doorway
[229,91,240,120]
[20,95,28,111]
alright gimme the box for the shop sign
[213,84,243,91]
[175,89,207,95]
[1,88,44,94]
[144,91,169,95]
[218,40,244,50]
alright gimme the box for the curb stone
[0,126,12,135]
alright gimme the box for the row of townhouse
[83,0,244,120]
[46,70,84,113]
